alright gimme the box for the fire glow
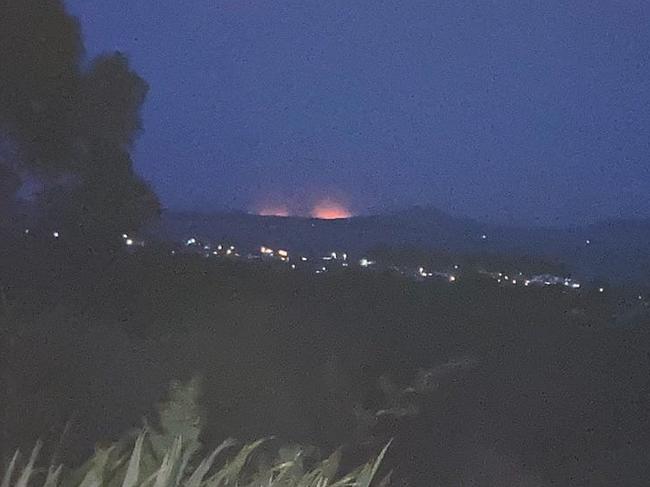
[311,200,352,220]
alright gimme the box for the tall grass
[0,434,391,487]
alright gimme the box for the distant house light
[24,229,30,235]
[278,249,289,258]
[571,283,581,289]
[186,237,196,246]
[52,231,60,238]
[453,264,459,270]
[122,234,128,239]
[301,256,308,262]
[125,238,134,246]
[359,258,374,267]
[512,280,517,285]
[598,287,605,293]
[586,239,591,245]
[449,275,456,282]
[217,244,223,251]
[481,234,487,240]
[229,245,235,251]
[291,264,296,269]
[342,253,348,261]
[524,280,530,286]
[260,246,273,255]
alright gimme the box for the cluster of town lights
[14,227,649,306]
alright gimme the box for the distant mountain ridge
[147,206,650,285]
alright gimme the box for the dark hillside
[2,242,649,485]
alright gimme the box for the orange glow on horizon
[257,206,290,217]
[312,200,352,220]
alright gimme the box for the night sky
[66,1,650,225]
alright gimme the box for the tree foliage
[0,0,159,241]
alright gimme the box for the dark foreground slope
[2,240,650,485]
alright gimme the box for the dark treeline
[2,238,650,485]
[366,245,569,276]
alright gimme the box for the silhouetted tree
[0,0,159,462]
[0,0,159,244]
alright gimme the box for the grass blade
[15,441,42,487]
[1,450,20,487]
[185,439,236,487]
[121,432,146,487]
[43,465,63,487]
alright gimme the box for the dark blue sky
[66,0,649,225]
